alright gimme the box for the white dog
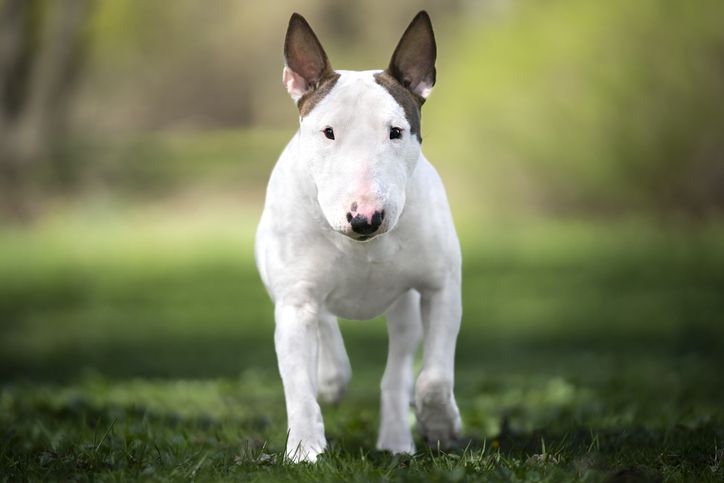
[255,11,462,462]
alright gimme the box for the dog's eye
[389,127,402,140]
[323,127,335,140]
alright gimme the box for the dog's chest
[322,240,413,320]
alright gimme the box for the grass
[1,207,723,481]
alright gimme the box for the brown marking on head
[374,71,423,142]
[374,11,437,143]
[298,72,340,118]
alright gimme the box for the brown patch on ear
[284,13,338,115]
[298,72,340,118]
[285,13,335,86]
[388,11,436,99]
[374,71,423,142]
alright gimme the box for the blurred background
[2,0,724,221]
[1,0,723,477]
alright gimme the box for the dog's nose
[347,210,384,235]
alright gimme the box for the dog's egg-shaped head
[282,12,436,241]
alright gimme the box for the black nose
[347,210,384,235]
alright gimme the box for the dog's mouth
[338,229,385,242]
[343,232,378,242]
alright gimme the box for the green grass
[1,209,723,481]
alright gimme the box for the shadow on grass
[1,319,722,382]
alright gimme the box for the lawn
[1,208,723,481]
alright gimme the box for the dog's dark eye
[389,127,402,140]
[323,127,335,140]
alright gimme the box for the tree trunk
[0,0,91,222]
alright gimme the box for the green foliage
[426,0,724,213]
[71,128,288,197]
[65,0,724,217]
[1,213,723,480]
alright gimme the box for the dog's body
[255,12,462,462]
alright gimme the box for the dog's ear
[283,13,334,102]
[387,11,436,100]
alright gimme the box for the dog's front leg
[377,290,422,454]
[274,300,326,462]
[416,280,463,448]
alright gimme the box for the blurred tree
[0,0,91,221]
[426,0,724,216]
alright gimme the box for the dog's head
[282,12,436,241]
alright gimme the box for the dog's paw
[376,433,416,455]
[377,405,416,454]
[285,434,327,463]
[415,373,462,448]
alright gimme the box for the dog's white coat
[255,69,462,462]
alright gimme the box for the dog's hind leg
[316,313,352,404]
[376,289,422,454]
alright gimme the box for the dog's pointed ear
[283,13,334,102]
[387,11,436,100]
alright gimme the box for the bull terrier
[255,11,462,462]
